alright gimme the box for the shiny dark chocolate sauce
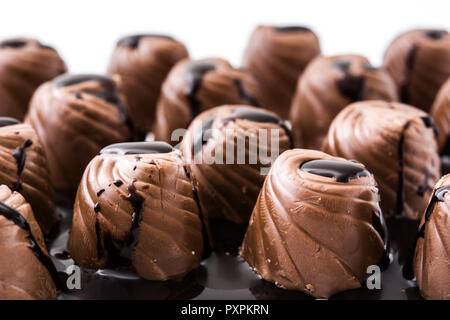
[232,78,261,107]
[424,29,447,40]
[193,117,215,155]
[0,39,27,48]
[274,26,312,33]
[333,59,366,101]
[396,120,412,215]
[0,117,20,127]
[0,200,60,287]
[117,34,174,49]
[301,159,370,182]
[100,141,174,155]
[401,46,418,103]
[11,139,33,192]
[185,61,216,120]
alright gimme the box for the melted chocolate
[113,179,124,187]
[193,117,215,155]
[100,141,174,155]
[0,117,20,127]
[424,29,447,40]
[0,39,27,49]
[401,46,418,103]
[0,200,60,287]
[11,139,33,192]
[232,78,261,107]
[185,61,216,119]
[117,34,173,49]
[274,26,312,33]
[301,159,370,182]
[421,116,439,136]
[333,60,366,101]
[397,121,412,215]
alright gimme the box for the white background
[0,0,449,73]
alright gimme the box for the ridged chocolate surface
[153,58,261,144]
[413,174,450,299]
[25,74,131,190]
[242,25,321,118]
[430,78,450,153]
[67,143,203,280]
[240,149,386,298]
[0,37,66,120]
[383,29,450,112]
[180,105,292,251]
[0,120,57,233]
[322,101,440,219]
[0,185,56,300]
[108,34,189,135]
[290,55,398,149]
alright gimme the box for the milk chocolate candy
[290,55,398,149]
[108,34,189,136]
[181,105,292,251]
[153,58,261,144]
[0,185,58,299]
[413,174,450,300]
[25,74,132,191]
[0,118,57,233]
[240,149,387,298]
[0,37,66,120]
[322,101,440,219]
[383,29,450,111]
[242,25,321,118]
[67,141,203,280]
[430,77,450,154]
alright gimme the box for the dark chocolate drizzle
[11,139,33,192]
[232,78,261,107]
[420,116,439,137]
[193,117,215,155]
[300,159,370,182]
[0,117,20,127]
[117,34,174,49]
[274,26,312,33]
[113,179,124,187]
[185,61,216,120]
[400,46,418,103]
[0,39,27,49]
[100,141,174,155]
[96,189,105,197]
[0,200,60,287]
[396,121,412,215]
[333,59,366,101]
[424,29,447,40]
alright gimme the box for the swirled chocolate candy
[153,58,262,144]
[240,149,387,298]
[67,141,203,280]
[322,101,440,219]
[0,184,58,299]
[413,174,450,300]
[180,105,292,251]
[431,77,450,154]
[108,34,189,136]
[25,74,132,191]
[0,37,66,120]
[0,118,57,233]
[242,25,321,118]
[383,29,450,111]
[290,55,398,149]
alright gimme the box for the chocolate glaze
[11,139,33,192]
[100,141,174,155]
[0,200,60,287]
[301,159,370,182]
[193,117,215,155]
[185,61,217,119]
[232,78,261,107]
[274,26,312,33]
[0,39,27,48]
[333,60,366,101]
[117,34,174,49]
[424,29,447,40]
[0,117,20,127]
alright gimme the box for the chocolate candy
[67,142,204,280]
[242,25,321,118]
[25,74,132,191]
[322,101,440,219]
[383,29,450,111]
[240,149,387,298]
[290,55,398,149]
[0,37,66,120]
[108,34,188,136]
[431,78,450,154]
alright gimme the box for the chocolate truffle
[242,25,321,118]
[430,77,450,154]
[0,118,57,233]
[290,55,398,149]
[108,34,189,136]
[67,141,203,281]
[25,74,132,191]
[240,149,387,298]
[383,29,450,111]
[0,37,67,120]
[0,184,58,300]
[413,174,450,300]
[181,105,292,250]
[322,101,440,219]
[153,58,262,144]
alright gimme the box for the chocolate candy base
[49,198,422,300]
